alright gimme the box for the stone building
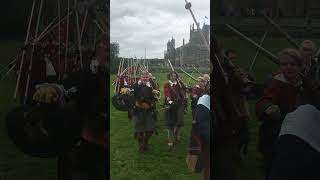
[164,23,210,67]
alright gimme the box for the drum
[112,94,135,111]
[5,104,81,158]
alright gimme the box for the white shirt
[44,56,56,76]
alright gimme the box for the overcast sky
[110,0,210,59]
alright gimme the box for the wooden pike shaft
[36,17,58,42]
[75,0,83,69]
[114,58,122,93]
[36,10,74,42]
[225,24,279,64]
[179,68,197,81]
[262,13,299,49]
[80,10,88,40]
[192,65,203,76]
[58,0,61,81]
[117,58,124,93]
[65,0,70,73]
[14,0,36,99]
[23,0,44,104]
[249,27,270,73]
[94,20,106,33]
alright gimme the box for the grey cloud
[110,0,209,58]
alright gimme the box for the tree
[110,42,120,73]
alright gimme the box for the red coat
[256,73,301,121]
[164,81,184,104]
[190,86,204,100]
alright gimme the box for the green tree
[110,42,120,73]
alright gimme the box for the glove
[32,86,59,104]
[265,105,281,120]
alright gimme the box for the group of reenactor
[211,38,320,180]
[115,69,210,152]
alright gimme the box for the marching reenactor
[225,49,251,161]
[256,48,303,174]
[212,42,253,180]
[131,71,158,153]
[164,71,186,147]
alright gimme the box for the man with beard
[130,71,158,153]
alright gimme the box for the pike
[134,59,137,83]
[114,58,122,93]
[36,10,74,42]
[192,65,203,76]
[116,59,124,93]
[80,10,89,40]
[14,0,36,99]
[225,24,280,64]
[167,58,175,72]
[23,0,44,105]
[262,13,299,49]
[94,20,106,33]
[58,0,61,81]
[75,0,83,69]
[179,68,197,81]
[1,63,16,80]
[249,25,271,73]
[64,0,71,73]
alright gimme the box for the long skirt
[165,105,184,130]
[132,109,155,132]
